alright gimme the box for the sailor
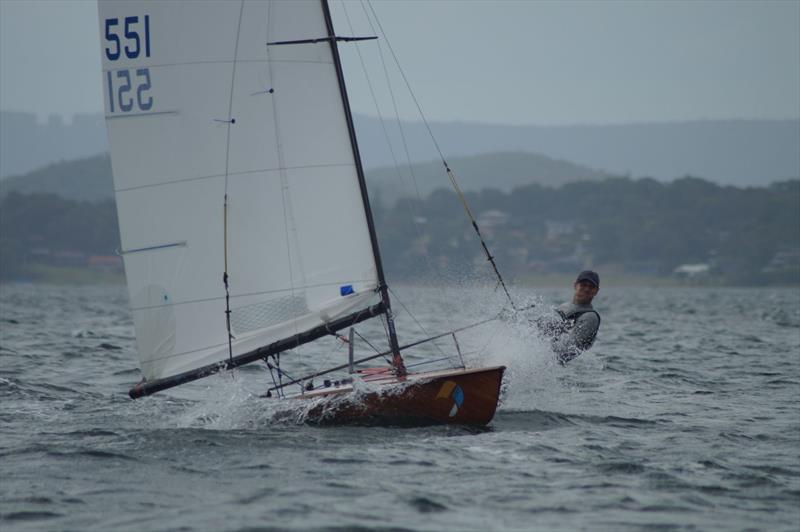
[536,270,601,364]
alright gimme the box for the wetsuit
[537,302,600,364]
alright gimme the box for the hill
[2,109,797,187]
[367,151,607,206]
[0,154,113,202]
[0,150,605,205]
[0,111,108,178]
[2,178,797,285]
[355,117,800,187]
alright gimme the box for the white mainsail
[98,0,381,381]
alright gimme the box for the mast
[320,0,404,373]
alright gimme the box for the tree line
[1,177,798,284]
[376,177,799,284]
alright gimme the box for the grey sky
[1,0,798,125]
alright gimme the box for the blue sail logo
[436,381,464,418]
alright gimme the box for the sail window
[230,294,309,335]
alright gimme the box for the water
[1,283,799,531]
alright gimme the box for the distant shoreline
[1,265,125,285]
[512,273,798,288]
[1,266,796,288]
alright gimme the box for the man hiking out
[537,270,601,364]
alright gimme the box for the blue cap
[576,270,599,287]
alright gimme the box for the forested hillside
[375,177,799,284]
[2,178,797,285]
[0,154,113,202]
[0,150,604,205]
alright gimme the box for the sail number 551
[104,15,153,114]
[105,16,150,60]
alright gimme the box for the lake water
[1,283,798,531]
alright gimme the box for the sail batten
[114,164,358,194]
[99,0,383,384]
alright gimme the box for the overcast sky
[1,0,798,125]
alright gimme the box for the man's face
[573,281,599,305]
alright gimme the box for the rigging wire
[352,328,382,356]
[364,0,517,311]
[476,315,504,360]
[309,330,350,378]
[356,0,513,366]
[264,1,304,355]
[265,313,499,393]
[341,2,444,354]
[265,356,282,397]
[323,0,404,376]
[349,0,462,341]
[340,1,452,362]
[350,1,425,202]
[388,286,450,361]
[221,0,247,366]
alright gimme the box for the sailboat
[98,0,505,425]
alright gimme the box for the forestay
[98,0,380,382]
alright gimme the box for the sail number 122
[104,15,153,114]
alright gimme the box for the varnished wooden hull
[284,366,505,426]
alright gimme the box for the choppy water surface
[1,283,798,531]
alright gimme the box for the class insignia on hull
[436,380,465,417]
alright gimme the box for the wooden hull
[282,366,505,426]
